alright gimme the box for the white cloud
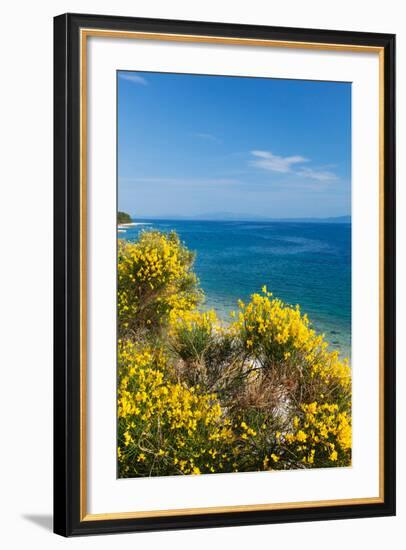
[250,150,338,182]
[296,167,338,182]
[250,150,308,173]
[119,73,148,85]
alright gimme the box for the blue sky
[118,71,351,219]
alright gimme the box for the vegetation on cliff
[118,211,132,224]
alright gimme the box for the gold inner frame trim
[79,27,385,522]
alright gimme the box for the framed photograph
[54,13,396,536]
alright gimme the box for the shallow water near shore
[119,219,351,358]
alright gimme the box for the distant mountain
[272,215,351,224]
[194,212,265,221]
[131,213,351,224]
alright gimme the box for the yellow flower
[330,450,338,461]
[296,430,307,442]
[306,402,318,414]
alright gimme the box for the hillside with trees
[118,211,132,224]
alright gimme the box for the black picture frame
[54,12,396,537]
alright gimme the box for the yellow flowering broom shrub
[231,288,351,407]
[226,289,352,470]
[256,402,352,470]
[117,230,352,476]
[117,339,236,477]
[118,231,202,337]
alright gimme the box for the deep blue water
[119,220,351,357]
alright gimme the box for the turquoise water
[119,220,351,358]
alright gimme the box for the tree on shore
[118,211,132,224]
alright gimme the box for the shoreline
[117,222,152,229]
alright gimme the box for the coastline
[117,222,152,229]
[118,222,152,233]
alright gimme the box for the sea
[119,220,351,358]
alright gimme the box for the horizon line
[125,214,351,222]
